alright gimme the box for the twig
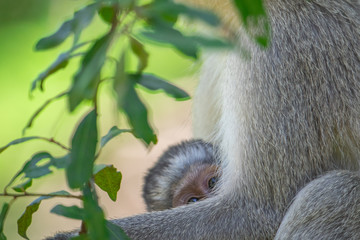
[39,137,71,151]
[23,91,68,135]
[0,192,82,200]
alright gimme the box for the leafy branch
[0,0,268,239]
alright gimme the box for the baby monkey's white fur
[48,0,360,239]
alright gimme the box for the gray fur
[46,0,360,239]
[275,171,360,239]
[142,140,216,211]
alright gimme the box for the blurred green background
[0,0,196,239]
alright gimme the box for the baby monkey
[143,140,219,211]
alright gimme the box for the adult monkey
[48,0,360,239]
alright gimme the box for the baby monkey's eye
[208,176,218,189]
[187,197,200,204]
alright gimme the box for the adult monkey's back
[48,0,360,239]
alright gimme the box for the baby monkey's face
[172,164,219,207]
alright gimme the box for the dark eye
[208,176,218,189]
[187,197,200,204]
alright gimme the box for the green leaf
[7,152,53,189]
[0,231,5,240]
[72,4,98,43]
[31,53,70,92]
[138,1,178,26]
[35,21,73,50]
[175,4,219,26]
[0,230,5,239]
[51,205,84,220]
[141,25,231,57]
[12,179,33,193]
[0,137,42,154]
[0,203,9,240]
[52,154,71,169]
[141,25,199,59]
[143,2,219,26]
[232,0,266,20]
[52,190,71,196]
[232,0,270,47]
[106,221,131,240]
[98,6,116,24]
[97,0,133,8]
[36,3,98,50]
[18,202,40,239]
[112,52,127,98]
[191,36,233,48]
[94,165,122,201]
[7,153,70,191]
[17,191,69,239]
[129,37,149,73]
[123,85,157,145]
[82,185,109,240]
[113,53,157,145]
[68,33,113,111]
[67,110,98,189]
[100,127,131,148]
[130,74,190,100]
[22,152,53,179]
[117,0,133,8]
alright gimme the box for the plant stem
[0,192,82,200]
[39,137,71,151]
[23,91,68,134]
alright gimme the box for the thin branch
[23,91,68,135]
[0,192,82,200]
[70,40,94,52]
[39,137,71,151]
